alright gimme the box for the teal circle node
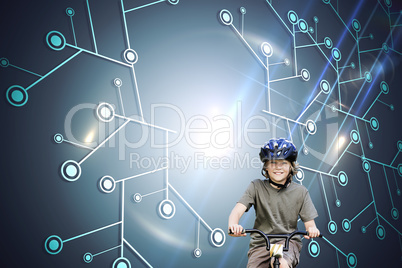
[0,57,9,67]
[45,235,63,255]
[351,62,356,69]
[350,129,360,144]
[391,208,399,220]
[167,0,179,5]
[335,199,341,207]
[384,0,392,8]
[397,188,401,196]
[362,160,371,173]
[382,43,389,53]
[324,37,333,49]
[337,171,348,186]
[261,42,273,57]
[99,175,116,193]
[240,7,246,15]
[347,253,357,268]
[308,240,320,257]
[342,219,351,232]
[287,10,298,24]
[328,220,337,234]
[219,9,233,26]
[369,142,373,149]
[364,71,372,83]
[390,104,394,111]
[61,160,81,182]
[398,164,402,177]
[320,80,331,94]
[66,7,75,16]
[54,133,64,144]
[298,19,308,33]
[397,141,402,151]
[309,27,314,34]
[305,119,317,135]
[300,69,310,81]
[380,81,389,94]
[323,0,331,4]
[313,16,319,23]
[83,253,93,263]
[112,257,131,268]
[332,48,341,61]
[123,49,138,64]
[369,33,374,40]
[361,226,366,233]
[46,31,66,51]
[352,19,361,32]
[6,85,28,107]
[376,225,385,240]
[370,117,379,131]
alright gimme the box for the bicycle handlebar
[228,229,323,252]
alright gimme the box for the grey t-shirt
[238,179,318,249]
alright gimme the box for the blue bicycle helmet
[259,138,298,163]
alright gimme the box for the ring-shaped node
[114,78,122,87]
[361,226,367,233]
[99,176,116,193]
[324,37,333,49]
[390,104,394,111]
[284,58,290,66]
[350,130,360,144]
[397,163,402,177]
[397,188,401,196]
[123,49,138,64]
[313,16,319,23]
[305,119,317,135]
[61,160,81,182]
[328,220,337,234]
[158,199,176,219]
[0,57,9,67]
[6,85,28,107]
[66,7,75,16]
[351,62,356,69]
[298,19,308,33]
[133,193,142,203]
[194,248,202,258]
[219,9,233,26]
[322,0,331,4]
[380,81,389,94]
[397,140,402,152]
[261,42,273,57]
[352,19,361,32]
[362,160,371,173]
[167,0,179,5]
[384,0,392,8]
[332,48,342,61]
[382,43,389,53]
[240,7,246,15]
[83,252,93,263]
[96,102,115,122]
[112,257,131,268]
[303,147,309,155]
[45,235,63,255]
[335,199,341,207]
[320,80,331,94]
[300,68,310,81]
[295,169,304,182]
[342,219,351,232]
[287,10,298,25]
[368,142,374,149]
[46,31,66,51]
[309,27,314,34]
[376,225,386,240]
[391,208,399,220]
[210,228,226,247]
[54,133,64,144]
[308,240,320,257]
[370,117,379,131]
[337,171,348,186]
[364,71,372,83]
[347,253,357,268]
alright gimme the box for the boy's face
[265,160,291,184]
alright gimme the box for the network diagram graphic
[218,0,401,267]
[1,0,401,267]
[3,0,226,267]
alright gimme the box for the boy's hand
[304,226,320,239]
[228,224,246,237]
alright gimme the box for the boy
[228,138,320,268]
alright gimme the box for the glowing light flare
[85,130,95,143]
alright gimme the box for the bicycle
[229,228,323,268]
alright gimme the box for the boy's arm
[228,203,247,237]
[304,219,320,239]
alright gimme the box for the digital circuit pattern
[1,0,402,267]
[219,0,401,267]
